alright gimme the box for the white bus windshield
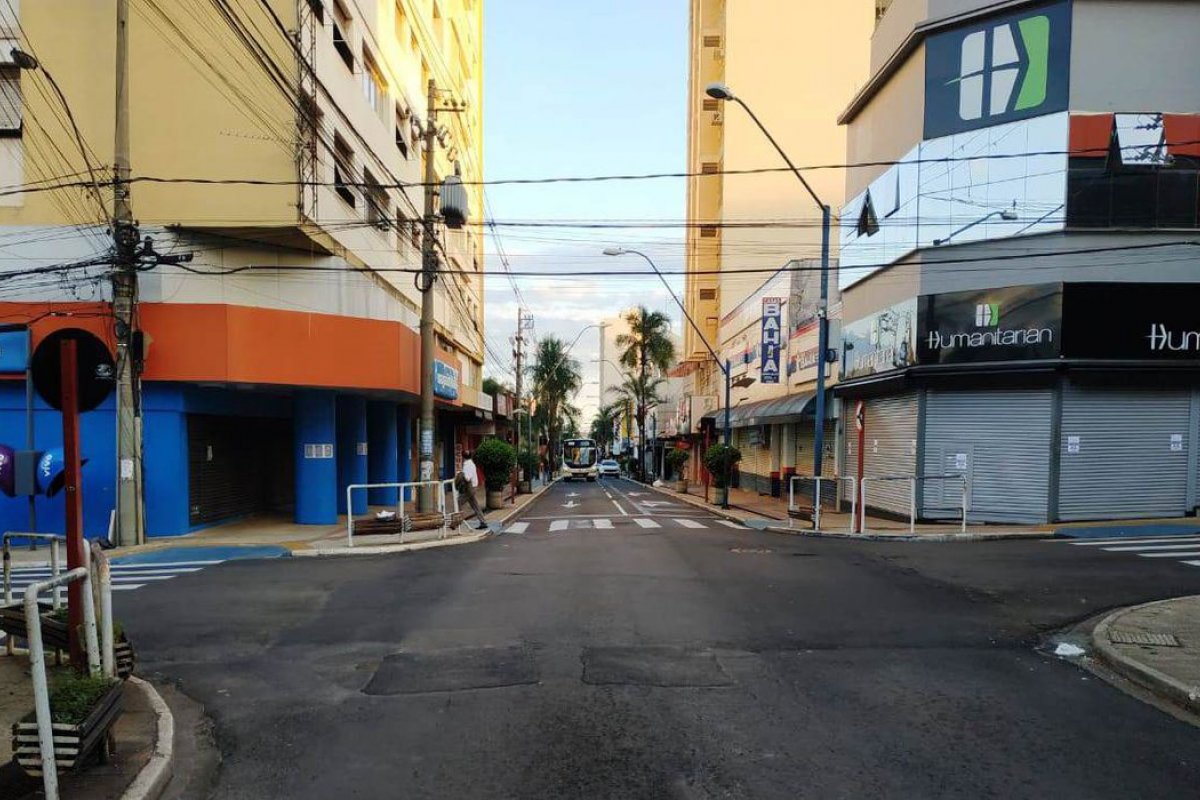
[563,440,597,468]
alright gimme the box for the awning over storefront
[700,391,830,428]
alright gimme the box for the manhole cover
[730,547,773,554]
[1108,629,1181,648]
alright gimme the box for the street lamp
[705,82,834,484]
[932,207,1019,246]
[603,247,732,506]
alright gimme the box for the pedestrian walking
[455,451,489,530]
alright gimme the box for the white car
[598,459,620,477]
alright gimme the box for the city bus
[561,438,599,482]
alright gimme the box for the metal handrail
[345,478,463,547]
[3,533,66,655]
[787,474,858,533]
[24,567,102,800]
[858,473,970,535]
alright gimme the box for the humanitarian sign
[760,297,783,384]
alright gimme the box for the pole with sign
[854,400,866,534]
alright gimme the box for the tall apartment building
[838,0,1200,523]
[680,1,872,495]
[0,0,485,537]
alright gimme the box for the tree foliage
[529,336,582,471]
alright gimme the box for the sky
[482,0,689,422]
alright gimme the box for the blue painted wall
[294,390,337,524]
[367,401,398,506]
[336,395,368,515]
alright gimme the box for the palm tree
[589,401,623,454]
[615,306,676,480]
[529,336,582,474]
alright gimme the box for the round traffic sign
[31,328,116,412]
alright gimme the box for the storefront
[839,282,1200,523]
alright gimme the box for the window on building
[364,169,388,228]
[333,133,356,206]
[0,67,22,138]
[1067,114,1200,230]
[699,226,718,238]
[362,48,386,114]
[331,0,354,71]
[699,288,716,301]
[395,104,410,159]
[307,0,324,24]
[394,0,407,43]
[856,193,880,237]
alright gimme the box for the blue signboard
[0,328,29,374]
[433,360,459,400]
[760,297,783,384]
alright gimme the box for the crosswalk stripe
[675,519,706,529]
[10,567,203,578]
[1102,542,1200,552]
[593,519,613,530]
[549,520,569,532]
[633,518,660,529]
[1138,551,1200,558]
[716,520,744,529]
[1069,535,1200,547]
[506,522,529,534]
[1185,561,1200,567]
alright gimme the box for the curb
[293,480,559,557]
[121,677,175,800]
[1091,597,1200,715]
[634,480,1053,542]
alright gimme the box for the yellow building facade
[0,0,487,536]
[681,0,871,493]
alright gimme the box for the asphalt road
[119,478,1200,799]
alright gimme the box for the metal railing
[3,533,66,655]
[857,474,970,535]
[23,567,103,800]
[787,474,859,533]
[345,479,461,547]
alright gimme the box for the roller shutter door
[923,389,1052,524]
[736,426,770,494]
[847,393,918,516]
[188,415,293,526]
[1058,387,1190,520]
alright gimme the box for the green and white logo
[924,1,1071,139]
[954,15,1049,121]
[975,303,1001,327]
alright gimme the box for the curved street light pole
[706,82,832,484]
[604,248,732,504]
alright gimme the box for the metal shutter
[737,426,770,494]
[187,415,293,526]
[1058,386,1191,520]
[848,393,918,515]
[794,419,837,477]
[923,389,1052,524]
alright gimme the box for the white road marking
[1137,551,1200,558]
[633,518,660,529]
[716,520,745,529]
[675,519,707,529]
[112,584,144,591]
[506,522,529,534]
[612,501,628,516]
[550,520,570,532]
[1067,535,1200,547]
[1102,542,1200,552]
[563,501,580,509]
[1185,561,1200,567]
[593,518,614,530]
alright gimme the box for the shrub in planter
[474,438,517,509]
[704,444,742,504]
[665,449,690,491]
[517,450,539,490]
[13,670,123,776]
[51,606,135,679]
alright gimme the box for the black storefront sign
[918,283,1062,365]
[1063,283,1200,361]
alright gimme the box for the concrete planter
[486,490,504,510]
[674,480,689,493]
[517,480,532,494]
[713,487,729,506]
[12,679,123,777]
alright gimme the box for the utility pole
[112,0,143,546]
[513,307,525,470]
[417,78,440,512]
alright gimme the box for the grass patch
[47,672,119,725]
[49,605,124,639]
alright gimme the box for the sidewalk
[1092,595,1200,716]
[5,480,554,567]
[1,655,172,800]
[647,481,1049,541]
